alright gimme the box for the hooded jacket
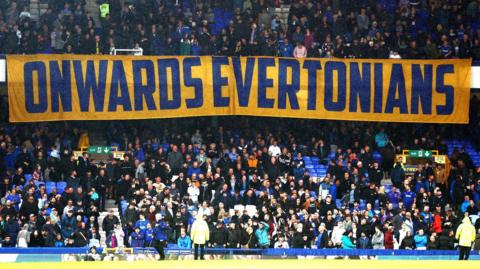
[190,217,210,244]
[456,216,476,247]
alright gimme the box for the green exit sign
[88,146,112,154]
[409,150,432,158]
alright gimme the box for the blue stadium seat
[24,174,33,182]
[14,185,23,191]
[34,181,44,188]
[163,143,170,152]
[46,182,56,194]
[136,149,145,162]
[56,181,67,194]
[4,154,15,170]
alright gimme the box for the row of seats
[16,179,66,194]
[446,140,480,167]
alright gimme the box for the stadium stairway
[88,132,107,148]
[274,4,290,26]
[97,199,121,247]
[85,0,101,27]
[29,0,40,21]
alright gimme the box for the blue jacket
[144,228,154,244]
[177,235,192,248]
[187,167,201,177]
[153,220,169,241]
[414,234,427,248]
[279,43,293,57]
[135,219,149,232]
[357,236,370,249]
[130,231,145,247]
[460,201,470,213]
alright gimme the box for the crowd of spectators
[0,0,479,59]
[0,111,480,251]
[1,0,480,254]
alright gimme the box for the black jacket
[210,226,228,246]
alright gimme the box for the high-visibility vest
[100,3,110,18]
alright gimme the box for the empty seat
[46,182,56,194]
[4,154,16,170]
[34,181,44,188]
[56,181,67,194]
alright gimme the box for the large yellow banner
[7,55,471,123]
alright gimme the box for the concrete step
[275,8,290,13]
[86,0,101,27]
[97,201,122,247]
[100,208,118,213]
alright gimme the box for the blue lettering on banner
[233,57,255,107]
[212,57,230,107]
[324,61,346,111]
[303,60,322,110]
[158,58,181,110]
[257,58,275,108]
[278,58,300,109]
[73,60,108,112]
[349,62,371,113]
[24,61,48,113]
[374,63,383,113]
[183,57,204,109]
[108,60,132,111]
[49,60,72,112]
[411,64,432,115]
[385,64,408,114]
[436,64,454,115]
[133,60,156,111]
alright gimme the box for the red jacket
[384,230,394,249]
[432,214,443,234]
